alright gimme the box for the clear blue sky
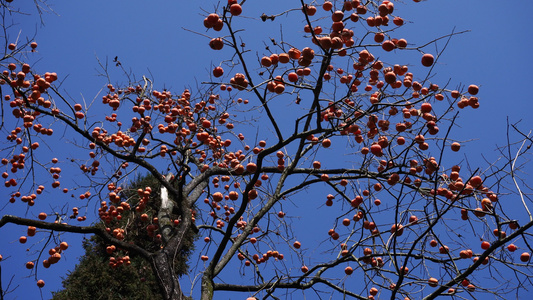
[2,1,533,299]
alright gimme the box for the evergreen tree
[52,236,164,300]
[52,174,196,299]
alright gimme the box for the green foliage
[52,236,164,300]
[52,173,197,299]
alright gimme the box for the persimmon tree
[1,1,533,300]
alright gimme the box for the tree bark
[151,251,187,300]
[200,272,214,300]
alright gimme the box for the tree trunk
[151,251,187,300]
[200,273,214,300]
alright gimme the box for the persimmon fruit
[209,38,224,50]
[229,4,242,16]
[37,280,45,288]
[421,53,434,67]
[213,66,224,77]
[428,277,438,287]
[520,252,530,262]
[451,142,461,152]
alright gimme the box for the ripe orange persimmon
[344,266,353,275]
[248,189,258,199]
[229,4,242,16]
[228,191,239,200]
[393,16,404,26]
[382,40,395,52]
[261,56,272,67]
[206,13,219,27]
[26,261,35,269]
[140,213,149,222]
[420,102,432,113]
[60,241,69,250]
[469,176,483,189]
[493,228,506,238]
[322,1,333,11]
[305,5,316,16]
[428,277,438,287]
[106,246,115,255]
[212,192,223,202]
[36,279,45,288]
[288,72,298,82]
[202,119,211,128]
[370,144,382,156]
[331,10,344,22]
[322,138,331,148]
[374,33,385,43]
[397,39,407,48]
[421,53,434,67]
[213,19,223,31]
[246,162,257,173]
[468,84,479,95]
[288,48,301,59]
[278,53,290,63]
[481,241,490,250]
[213,66,224,77]
[506,221,518,229]
[409,215,418,224]
[27,226,36,237]
[273,83,285,94]
[209,38,224,50]
[520,252,531,262]
[390,224,404,236]
[384,72,396,84]
[397,136,405,145]
[450,142,461,152]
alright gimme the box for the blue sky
[2,1,533,299]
